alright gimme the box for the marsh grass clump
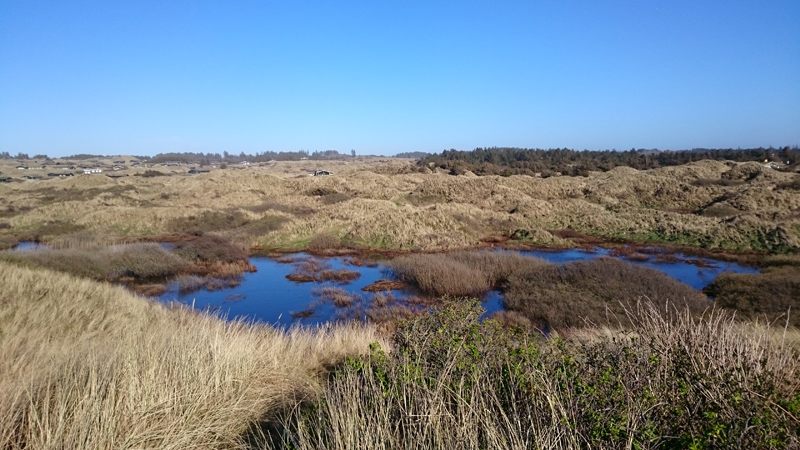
[320,192,352,204]
[0,234,18,250]
[704,267,800,327]
[128,283,168,297]
[248,201,316,217]
[168,210,250,234]
[502,257,709,329]
[313,287,360,307]
[690,178,745,187]
[776,176,800,191]
[389,254,487,296]
[15,220,87,242]
[286,258,360,284]
[335,291,420,327]
[318,268,360,283]
[388,251,546,297]
[276,300,800,450]
[173,234,248,264]
[236,214,289,238]
[307,233,342,252]
[176,274,207,293]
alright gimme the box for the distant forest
[417,147,800,177]
[146,149,355,165]
[394,151,432,159]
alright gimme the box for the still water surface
[159,248,759,327]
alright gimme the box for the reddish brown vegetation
[362,280,406,292]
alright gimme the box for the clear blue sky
[1,1,798,157]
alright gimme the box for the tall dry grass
[0,261,386,449]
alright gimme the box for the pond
[159,247,759,327]
[10,241,50,252]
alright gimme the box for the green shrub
[275,301,800,450]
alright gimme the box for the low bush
[318,268,360,284]
[502,257,708,329]
[173,235,248,264]
[776,177,800,191]
[691,178,744,187]
[167,210,250,234]
[248,202,316,216]
[320,192,351,204]
[21,220,87,240]
[276,301,800,450]
[0,235,18,250]
[307,233,342,252]
[704,267,800,327]
[698,203,741,218]
[232,215,289,240]
[286,258,360,284]
[307,187,338,197]
[139,169,166,177]
[109,243,192,278]
[0,204,32,218]
[176,274,207,293]
[313,287,360,307]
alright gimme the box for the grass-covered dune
[0,261,385,449]
[1,158,798,253]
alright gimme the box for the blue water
[160,255,411,327]
[158,248,759,326]
[11,241,50,251]
[520,247,759,291]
